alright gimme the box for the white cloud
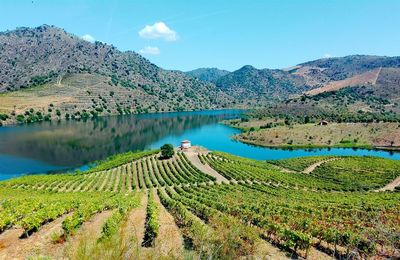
[323,53,332,58]
[139,46,160,55]
[81,34,95,43]
[138,22,178,41]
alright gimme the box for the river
[0,109,399,180]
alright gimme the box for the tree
[160,144,174,159]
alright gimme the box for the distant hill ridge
[0,25,399,125]
[186,54,400,101]
[0,25,232,124]
[186,68,230,83]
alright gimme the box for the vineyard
[0,148,399,259]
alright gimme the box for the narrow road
[302,158,339,174]
[183,149,229,183]
[376,176,400,192]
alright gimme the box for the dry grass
[0,73,156,120]
[305,68,381,96]
[235,122,400,149]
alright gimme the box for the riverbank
[2,110,400,180]
[0,106,245,127]
[224,119,400,151]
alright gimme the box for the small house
[318,120,329,126]
[181,140,191,149]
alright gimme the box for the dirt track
[183,148,229,183]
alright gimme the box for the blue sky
[1,0,399,71]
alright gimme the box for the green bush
[0,114,9,121]
[16,114,25,123]
[161,144,174,159]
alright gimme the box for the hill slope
[188,55,400,104]
[215,65,309,102]
[1,25,400,126]
[186,68,230,83]
[0,150,399,259]
[0,25,232,124]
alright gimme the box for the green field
[0,150,399,259]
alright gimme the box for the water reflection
[1,109,399,180]
[0,110,241,167]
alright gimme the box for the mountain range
[0,25,399,125]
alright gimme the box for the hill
[1,25,399,126]
[296,55,400,83]
[0,25,232,125]
[185,67,230,83]
[188,55,400,105]
[215,65,309,103]
[0,149,399,259]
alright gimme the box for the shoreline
[232,135,400,152]
[222,119,400,153]
[0,107,246,127]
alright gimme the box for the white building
[181,140,191,149]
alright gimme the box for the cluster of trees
[28,71,58,87]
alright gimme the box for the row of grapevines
[99,193,140,241]
[142,191,159,247]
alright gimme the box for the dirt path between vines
[61,210,113,258]
[0,213,71,259]
[253,238,290,259]
[302,158,340,174]
[152,189,184,258]
[126,192,148,248]
[271,165,297,173]
[183,149,229,183]
[376,176,400,192]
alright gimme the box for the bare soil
[127,192,148,247]
[62,210,113,259]
[183,147,229,183]
[303,158,340,174]
[305,68,381,96]
[0,213,71,259]
[376,176,400,191]
[152,189,184,258]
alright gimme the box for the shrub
[0,114,9,121]
[161,144,174,159]
[16,114,25,123]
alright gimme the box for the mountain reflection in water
[0,110,241,168]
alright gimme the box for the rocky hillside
[0,25,232,125]
[214,65,309,102]
[186,68,230,83]
[1,25,399,126]
[190,55,400,104]
[296,55,400,82]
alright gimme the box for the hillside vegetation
[0,25,231,125]
[229,120,400,149]
[0,149,399,259]
[186,67,230,83]
[214,65,308,103]
[1,25,400,126]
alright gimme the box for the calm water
[0,109,399,180]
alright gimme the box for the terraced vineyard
[5,152,215,193]
[0,148,399,259]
